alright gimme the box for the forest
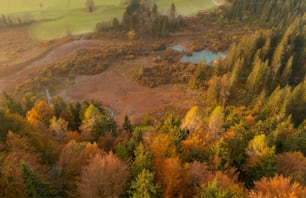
[0,0,305,197]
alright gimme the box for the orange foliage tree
[26,100,54,126]
[77,152,130,197]
[157,157,188,198]
[249,175,306,198]
[0,132,47,198]
[57,140,102,196]
[277,152,306,185]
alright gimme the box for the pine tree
[280,56,293,87]
[52,96,67,118]
[244,134,277,188]
[288,81,306,125]
[195,178,237,198]
[123,115,133,132]
[131,143,152,177]
[129,169,160,198]
[160,16,168,37]
[246,58,268,95]
[228,58,244,97]
[152,3,158,15]
[169,3,176,22]
[21,163,54,198]
[2,92,24,116]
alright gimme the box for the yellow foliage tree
[181,106,204,133]
[127,30,136,40]
[26,100,54,125]
[208,105,224,138]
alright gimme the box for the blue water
[181,50,226,64]
[168,45,186,52]
[169,45,226,64]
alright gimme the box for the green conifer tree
[129,169,160,198]
[131,143,152,177]
[22,163,55,198]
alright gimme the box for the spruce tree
[131,143,152,177]
[2,92,24,116]
[246,58,268,95]
[280,56,293,87]
[123,115,133,132]
[21,163,54,198]
[129,169,160,198]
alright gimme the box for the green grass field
[0,0,216,40]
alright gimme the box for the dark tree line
[96,0,184,37]
[0,14,33,27]
[226,0,306,28]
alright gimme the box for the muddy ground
[0,31,200,123]
[0,14,252,123]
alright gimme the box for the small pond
[169,45,226,64]
[168,45,186,52]
[181,50,226,64]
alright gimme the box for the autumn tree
[49,116,68,142]
[0,133,46,198]
[26,100,54,126]
[0,153,27,198]
[277,152,306,185]
[0,111,52,162]
[57,140,102,196]
[187,161,214,195]
[77,153,130,197]
[158,157,187,198]
[208,106,224,138]
[150,133,177,162]
[181,106,204,133]
[195,178,241,198]
[80,104,117,141]
[249,175,306,198]
[80,104,103,140]
[181,131,212,162]
[244,134,276,188]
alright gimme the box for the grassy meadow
[0,0,216,40]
